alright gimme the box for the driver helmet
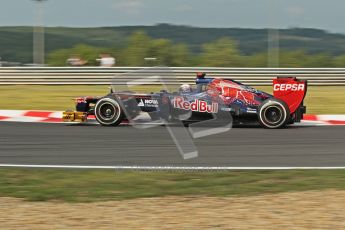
[180,84,192,93]
[196,72,206,78]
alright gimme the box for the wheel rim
[98,102,118,121]
[263,105,284,126]
[263,106,282,124]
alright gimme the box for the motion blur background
[1,2,345,229]
[1,0,345,67]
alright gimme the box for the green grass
[0,85,168,111]
[0,85,108,111]
[0,85,344,114]
[0,168,345,202]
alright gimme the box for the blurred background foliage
[2,24,345,67]
[47,31,194,67]
[47,31,345,67]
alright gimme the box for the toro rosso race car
[63,73,307,129]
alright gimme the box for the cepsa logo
[173,97,218,113]
[273,84,305,91]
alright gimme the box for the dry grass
[1,190,345,229]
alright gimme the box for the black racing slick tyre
[258,98,290,129]
[94,97,124,126]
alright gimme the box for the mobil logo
[144,99,158,104]
[273,83,305,91]
[173,96,218,113]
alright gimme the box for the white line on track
[0,164,345,170]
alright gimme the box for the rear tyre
[94,97,124,126]
[258,98,290,129]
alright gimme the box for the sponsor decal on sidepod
[173,96,218,113]
[138,99,159,107]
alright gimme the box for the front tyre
[94,97,124,126]
[258,98,290,129]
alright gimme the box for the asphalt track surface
[0,122,345,167]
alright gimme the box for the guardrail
[1,67,345,85]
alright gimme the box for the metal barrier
[1,67,345,85]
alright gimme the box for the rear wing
[273,77,307,120]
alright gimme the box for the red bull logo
[173,97,218,113]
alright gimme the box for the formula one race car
[63,73,307,129]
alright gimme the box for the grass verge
[0,168,345,202]
[0,85,344,114]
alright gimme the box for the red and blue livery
[63,72,307,129]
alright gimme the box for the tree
[123,31,152,66]
[278,50,334,67]
[47,44,107,66]
[245,52,268,67]
[278,50,308,67]
[148,39,191,66]
[148,38,173,66]
[170,44,192,66]
[121,31,192,66]
[333,54,345,67]
[199,38,243,67]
